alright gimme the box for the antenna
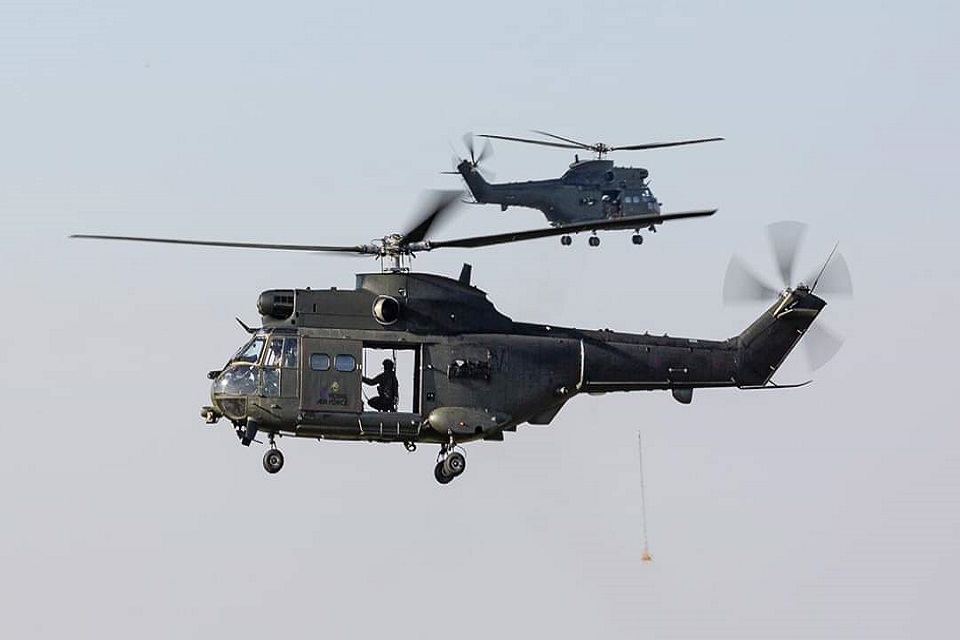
[638,431,653,562]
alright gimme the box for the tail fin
[737,287,826,386]
[456,159,491,202]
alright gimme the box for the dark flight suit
[363,369,398,412]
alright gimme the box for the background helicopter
[72,195,850,485]
[452,130,722,246]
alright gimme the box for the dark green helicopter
[73,198,850,484]
[453,131,723,246]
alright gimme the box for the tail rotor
[459,132,496,181]
[723,221,853,370]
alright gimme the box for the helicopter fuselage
[457,158,662,226]
[205,268,825,452]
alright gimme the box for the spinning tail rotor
[723,221,853,370]
[463,132,493,171]
[443,133,495,182]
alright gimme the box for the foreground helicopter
[73,196,849,484]
[453,131,722,245]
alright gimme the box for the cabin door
[299,338,362,413]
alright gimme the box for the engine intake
[372,295,400,325]
[258,289,295,320]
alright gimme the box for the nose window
[212,364,259,395]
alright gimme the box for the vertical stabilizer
[737,288,826,386]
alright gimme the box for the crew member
[363,359,398,412]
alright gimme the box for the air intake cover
[258,290,295,319]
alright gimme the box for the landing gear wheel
[588,235,600,247]
[560,235,572,246]
[434,461,454,484]
[263,448,284,474]
[632,234,644,245]
[443,451,466,477]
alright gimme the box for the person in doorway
[363,359,398,412]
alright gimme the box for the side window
[261,368,280,397]
[310,353,330,371]
[334,354,357,372]
[282,337,299,368]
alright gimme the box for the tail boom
[574,288,826,398]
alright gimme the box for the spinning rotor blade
[721,221,852,371]
[478,133,583,151]
[491,131,725,155]
[530,130,594,149]
[440,152,461,175]
[399,190,462,245]
[429,210,716,250]
[722,255,779,304]
[463,132,493,166]
[69,234,376,255]
[611,137,725,152]
[801,322,844,371]
[457,134,496,181]
[806,249,853,297]
[766,221,807,289]
[477,138,493,166]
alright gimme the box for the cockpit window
[212,364,259,395]
[264,338,284,366]
[261,368,280,397]
[282,337,299,368]
[234,337,265,364]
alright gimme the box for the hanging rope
[638,431,653,562]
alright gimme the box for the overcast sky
[2,2,959,638]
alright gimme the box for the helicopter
[72,195,850,484]
[452,130,723,246]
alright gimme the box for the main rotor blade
[478,133,584,151]
[722,255,779,304]
[805,249,853,296]
[802,321,844,371]
[427,210,716,250]
[612,137,725,152]
[531,130,594,149]
[399,190,462,245]
[70,234,376,255]
[766,221,807,288]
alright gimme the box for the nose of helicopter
[209,365,258,420]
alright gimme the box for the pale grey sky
[2,1,959,638]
